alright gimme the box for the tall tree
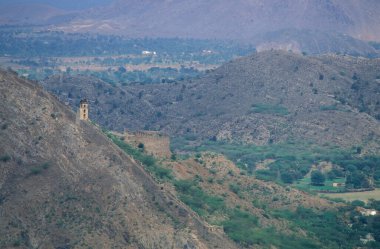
[311,171,325,186]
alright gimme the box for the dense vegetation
[173,178,324,248]
[174,179,225,216]
[172,138,380,191]
[272,207,366,248]
[222,209,320,249]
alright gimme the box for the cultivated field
[321,189,380,203]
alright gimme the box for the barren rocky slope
[0,69,237,249]
[43,51,380,152]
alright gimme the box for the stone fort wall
[124,130,172,159]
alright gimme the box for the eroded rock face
[0,70,237,249]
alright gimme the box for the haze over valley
[1,1,380,248]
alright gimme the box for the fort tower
[79,99,89,121]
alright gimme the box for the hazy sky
[0,0,114,10]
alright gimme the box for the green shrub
[12,240,21,247]
[41,162,50,169]
[252,199,266,210]
[223,209,318,248]
[229,183,241,195]
[216,178,225,185]
[0,155,11,162]
[209,169,217,175]
[174,179,225,216]
[137,143,144,150]
[29,162,50,175]
[346,171,370,189]
[320,105,338,111]
[311,171,325,186]
[255,170,277,181]
[250,103,289,116]
[272,207,360,248]
[351,200,365,207]
[281,172,294,184]
[222,209,258,245]
[30,167,43,175]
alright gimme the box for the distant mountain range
[1,0,380,56]
[2,0,380,42]
[0,0,113,11]
[0,3,66,24]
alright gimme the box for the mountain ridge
[50,0,380,42]
[2,0,380,56]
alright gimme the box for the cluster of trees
[176,139,380,190]
[309,168,372,189]
[310,171,325,186]
[278,154,378,189]
[266,150,379,190]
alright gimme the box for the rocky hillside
[42,51,380,152]
[0,69,237,249]
[126,51,380,152]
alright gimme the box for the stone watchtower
[79,99,89,120]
